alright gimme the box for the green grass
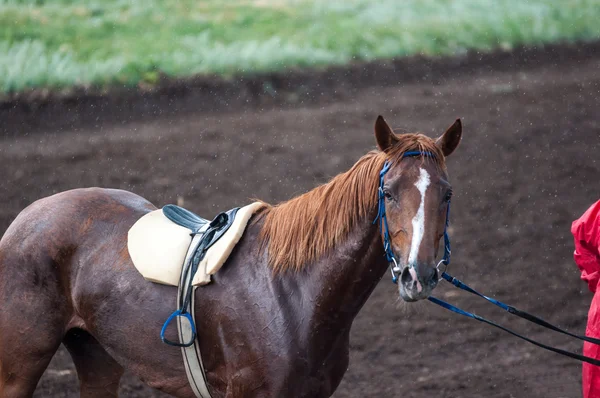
[1,0,600,94]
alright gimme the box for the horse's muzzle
[398,264,438,302]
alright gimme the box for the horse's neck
[200,212,389,395]
[300,213,388,337]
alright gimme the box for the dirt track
[1,43,600,397]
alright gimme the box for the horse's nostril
[400,267,413,286]
[400,267,440,290]
[400,266,437,293]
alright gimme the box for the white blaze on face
[408,168,431,267]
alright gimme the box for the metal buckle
[391,256,401,273]
[436,259,448,281]
[389,257,401,283]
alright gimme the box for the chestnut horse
[0,116,461,397]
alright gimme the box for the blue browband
[374,151,451,283]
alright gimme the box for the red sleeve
[572,199,600,293]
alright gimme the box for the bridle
[374,151,451,284]
[376,151,600,367]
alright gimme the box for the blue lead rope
[428,293,600,367]
[435,272,600,346]
[427,213,600,367]
[440,272,509,310]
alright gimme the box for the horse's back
[2,187,154,242]
[0,187,155,295]
[16,187,153,222]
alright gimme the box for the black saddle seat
[162,204,210,234]
[162,204,240,246]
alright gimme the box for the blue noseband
[374,151,451,283]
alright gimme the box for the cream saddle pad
[127,202,264,286]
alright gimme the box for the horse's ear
[436,119,462,157]
[374,115,399,152]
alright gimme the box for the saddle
[127,202,265,286]
[162,204,239,284]
[127,202,265,398]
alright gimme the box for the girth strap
[160,207,240,398]
[176,233,212,398]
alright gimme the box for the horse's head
[374,116,462,302]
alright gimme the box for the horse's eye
[384,190,394,201]
[444,191,453,202]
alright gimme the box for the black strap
[180,214,230,311]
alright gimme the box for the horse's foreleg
[63,329,124,398]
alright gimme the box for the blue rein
[428,274,600,366]
[376,151,600,367]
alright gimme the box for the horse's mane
[257,133,446,272]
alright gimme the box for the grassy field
[1,0,600,94]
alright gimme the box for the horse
[0,115,462,398]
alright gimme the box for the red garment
[572,199,600,398]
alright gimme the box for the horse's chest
[269,337,350,397]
